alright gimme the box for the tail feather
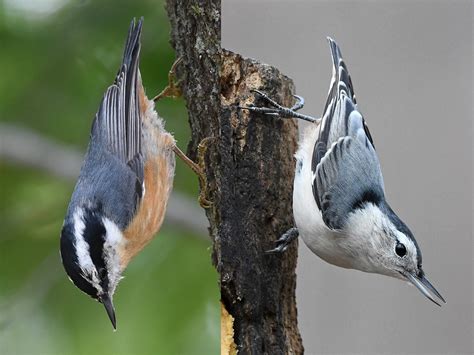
[326,37,356,106]
[121,18,143,162]
[94,17,144,164]
[313,38,362,173]
[120,17,143,83]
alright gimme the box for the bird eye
[98,268,107,279]
[395,242,407,257]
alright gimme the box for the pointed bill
[101,294,117,329]
[405,272,445,306]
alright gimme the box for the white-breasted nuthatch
[60,18,202,329]
[242,38,445,306]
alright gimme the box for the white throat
[72,208,125,298]
[101,217,126,297]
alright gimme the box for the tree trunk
[166,1,303,353]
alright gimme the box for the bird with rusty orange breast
[59,18,196,329]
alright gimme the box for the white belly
[292,123,353,269]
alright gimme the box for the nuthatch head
[336,200,443,305]
[60,208,123,328]
[60,18,176,329]
[304,38,444,305]
[242,38,445,306]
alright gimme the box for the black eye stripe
[60,224,98,298]
[82,208,109,292]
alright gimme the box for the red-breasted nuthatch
[242,38,445,306]
[60,18,197,329]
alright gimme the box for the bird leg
[239,89,320,123]
[153,58,212,209]
[152,57,183,102]
[172,145,201,176]
[266,227,299,253]
[172,145,212,209]
[195,137,217,209]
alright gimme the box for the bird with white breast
[241,38,445,306]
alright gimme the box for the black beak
[403,271,446,307]
[100,294,117,330]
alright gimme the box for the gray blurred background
[223,1,472,354]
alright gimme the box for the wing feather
[311,38,383,230]
[313,37,375,173]
[314,137,384,230]
[89,18,145,215]
[94,18,143,165]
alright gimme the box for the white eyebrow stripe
[395,230,417,258]
[73,208,103,294]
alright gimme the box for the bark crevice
[166,2,303,353]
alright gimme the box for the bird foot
[196,137,217,209]
[172,145,211,209]
[265,227,299,253]
[153,57,183,102]
[239,89,320,124]
[173,137,217,209]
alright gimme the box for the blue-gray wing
[89,18,144,215]
[70,147,143,229]
[313,37,375,177]
[313,136,385,230]
[311,37,383,230]
[70,19,145,227]
[92,18,144,182]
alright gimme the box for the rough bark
[166,1,303,353]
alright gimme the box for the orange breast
[120,82,175,268]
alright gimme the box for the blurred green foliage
[0,0,218,354]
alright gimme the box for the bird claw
[265,227,299,254]
[172,144,211,209]
[265,244,290,254]
[198,195,212,209]
[153,57,183,102]
[239,89,320,123]
[196,137,217,209]
[173,137,217,210]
